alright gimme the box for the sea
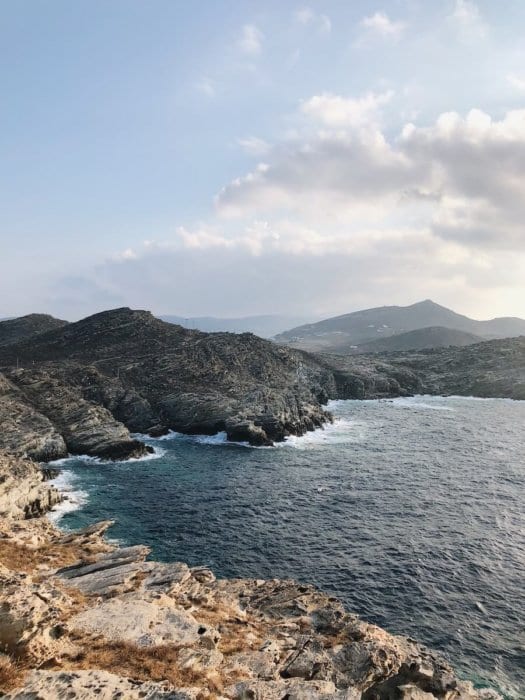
[49,396,525,698]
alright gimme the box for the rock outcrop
[371,337,525,400]
[0,308,337,452]
[0,308,523,458]
[0,452,61,520]
[0,457,500,699]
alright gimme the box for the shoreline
[1,459,503,700]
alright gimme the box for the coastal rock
[4,670,197,699]
[69,596,205,647]
[0,452,61,519]
[0,308,522,458]
[0,373,67,462]
[0,502,501,700]
[0,368,152,461]
[0,309,337,451]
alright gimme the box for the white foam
[131,429,182,441]
[46,470,88,523]
[126,445,166,461]
[388,396,454,411]
[277,418,368,450]
[48,445,166,466]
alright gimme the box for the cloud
[77,217,523,320]
[238,24,264,55]
[301,91,394,128]
[216,95,525,256]
[449,0,487,39]
[507,73,525,91]
[358,11,406,42]
[238,136,271,156]
[294,7,331,35]
[47,96,525,320]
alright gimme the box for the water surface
[52,396,525,698]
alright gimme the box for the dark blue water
[51,397,525,698]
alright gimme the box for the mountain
[160,314,314,338]
[0,307,523,462]
[275,300,525,353]
[0,314,68,347]
[352,326,483,353]
[0,308,337,457]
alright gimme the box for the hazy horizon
[2,297,525,325]
[2,1,525,320]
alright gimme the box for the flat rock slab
[56,544,150,579]
[69,596,203,647]
[4,669,198,699]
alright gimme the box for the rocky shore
[0,309,522,460]
[0,309,339,456]
[0,451,500,699]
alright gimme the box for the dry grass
[0,537,102,574]
[63,636,221,697]
[193,602,270,657]
[0,654,26,693]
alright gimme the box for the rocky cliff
[0,308,339,454]
[0,452,62,520]
[0,308,522,460]
[0,452,500,699]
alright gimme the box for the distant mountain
[0,314,68,347]
[160,314,314,339]
[275,300,525,353]
[352,326,483,353]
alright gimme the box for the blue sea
[50,396,525,698]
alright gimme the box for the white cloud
[238,24,264,55]
[50,100,525,320]
[238,136,271,156]
[507,73,525,91]
[449,0,487,39]
[358,11,406,41]
[301,91,394,128]
[294,7,331,35]
[217,95,525,258]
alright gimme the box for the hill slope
[353,326,483,353]
[0,307,523,461]
[275,300,525,352]
[0,308,338,456]
[0,314,68,347]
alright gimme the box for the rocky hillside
[379,336,525,400]
[352,326,483,353]
[0,314,68,347]
[318,336,525,400]
[0,452,500,699]
[276,300,525,353]
[0,308,522,460]
[0,308,342,456]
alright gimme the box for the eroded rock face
[1,308,521,457]
[2,368,152,461]
[5,669,197,699]
[0,452,61,520]
[0,502,501,700]
[0,309,338,451]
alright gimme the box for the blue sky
[1,1,525,319]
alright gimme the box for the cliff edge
[0,452,500,699]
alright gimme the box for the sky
[1,0,525,321]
